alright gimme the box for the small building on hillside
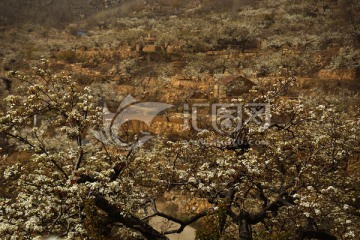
[214,75,256,99]
[135,33,161,53]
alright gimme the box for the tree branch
[296,229,337,240]
[249,195,295,224]
[149,198,213,235]
[93,194,169,240]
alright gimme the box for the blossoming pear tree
[0,62,359,239]
[144,78,360,239]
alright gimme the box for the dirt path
[149,201,196,240]
[150,216,196,240]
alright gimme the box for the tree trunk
[241,43,246,53]
[239,218,252,240]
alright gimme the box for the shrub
[57,50,78,63]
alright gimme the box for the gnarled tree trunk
[239,218,252,240]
